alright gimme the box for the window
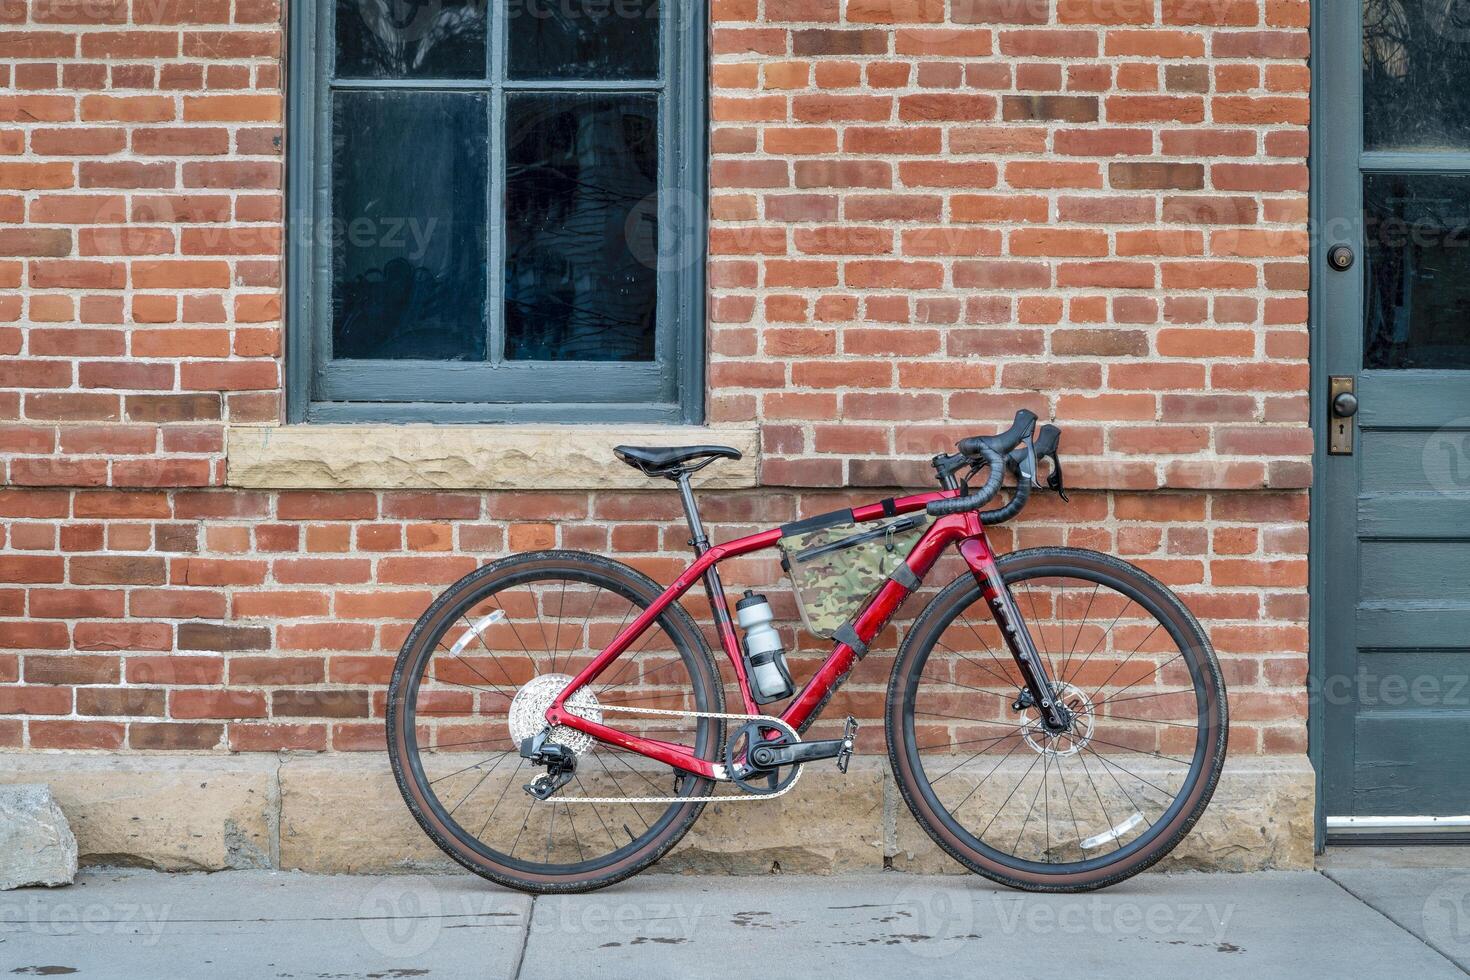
[287,1,706,423]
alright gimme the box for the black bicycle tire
[387,550,725,894]
[886,546,1228,892]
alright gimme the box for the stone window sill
[225,425,761,491]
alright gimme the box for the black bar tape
[834,623,869,658]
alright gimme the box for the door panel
[1320,1,1470,825]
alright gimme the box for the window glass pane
[332,91,488,361]
[505,93,659,362]
[507,0,659,80]
[1363,0,1470,150]
[336,0,487,80]
[1364,173,1470,369]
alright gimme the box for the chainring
[724,720,802,796]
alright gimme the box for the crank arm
[750,719,858,770]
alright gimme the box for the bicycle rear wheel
[887,547,1227,891]
[387,550,724,893]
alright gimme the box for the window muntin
[293,1,704,422]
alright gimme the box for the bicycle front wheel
[887,547,1227,891]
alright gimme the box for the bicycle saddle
[613,444,743,478]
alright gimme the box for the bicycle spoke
[477,757,526,840]
[550,579,568,674]
[458,612,522,695]
[1057,582,1098,683]
[1092,652,1188,708]
[449,764,498,818]
[429,736,517,752]
[1094,686,1196,708]
[1056,756,1085,856]
[1085,745,1181,801]
[574,774,620,850]
[1022,582,1061,684]
[1061,595,1135,687]
[916,727,1029,752]
[915,676,1023,703]
[1083,732,1194,768]
[430,754,504,787]
[1075,748,1122,855]
[396,565,717,878]
[591,753,653,832]
[902,560,1220,879]
[976,751,1042,839]
[1095,747,1151,816]
[932,638,1024,690]
[423,672,512,699]
[914,709,1029,729]
[1087,621,1163,695]
[1100,715,1200,730]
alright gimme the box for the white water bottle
[736,591,795,704]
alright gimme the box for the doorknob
[1329,377,1356,455]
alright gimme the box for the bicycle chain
[543,703,804,805]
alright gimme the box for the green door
[1319,1,1470,834]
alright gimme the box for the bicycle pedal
[837,716,858,774]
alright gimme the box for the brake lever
[1020,436,1040,489]
[1043,449,1068,502]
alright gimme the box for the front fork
[958,536,1069,732]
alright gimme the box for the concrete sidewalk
[2,860,1468,979]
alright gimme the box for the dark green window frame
[285,3,707,424]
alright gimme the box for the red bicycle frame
[545,487,1045,780]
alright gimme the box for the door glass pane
[504,93,659,362]
[1364,172,1470,369]
[336,0,487,80]
[507,0,660,80]
[1363,0,1470,150]
[332,91,488,361]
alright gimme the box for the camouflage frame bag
[779,513,931,639]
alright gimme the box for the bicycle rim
[388,553,723,887]
[890,548,1227,887]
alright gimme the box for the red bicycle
[387,411,1227,893]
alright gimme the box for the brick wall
[0,1,1311,756]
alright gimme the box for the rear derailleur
[520,730,576,801]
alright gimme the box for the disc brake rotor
[1021,681,1095,758]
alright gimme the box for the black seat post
[674,472,710,554]
[674,471,737,639]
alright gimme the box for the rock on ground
[0,783,77,889]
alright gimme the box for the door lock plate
[1328,376,1356,455]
